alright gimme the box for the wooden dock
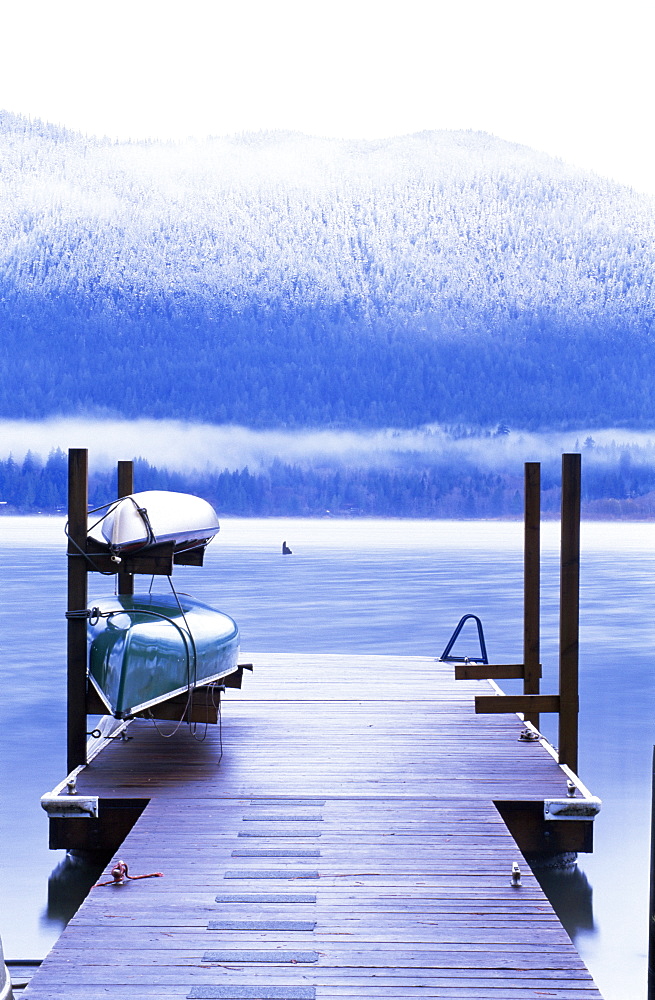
[27,652,603,999]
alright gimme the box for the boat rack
[444,457,581,774]
[65,450,248,774]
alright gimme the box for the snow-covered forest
[4,433,655,518]
[3,111,655,515]
[1,111,655,430]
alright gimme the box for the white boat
[89,490,220,554]
[0,934,13,1000]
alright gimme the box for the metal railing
[439,614,488,664]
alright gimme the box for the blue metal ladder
[439,614,488,664]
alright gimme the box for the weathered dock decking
[28,653,603,999]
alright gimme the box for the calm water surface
[1,515,655,1000]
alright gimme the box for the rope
[68,606,193,658]
[143,576,209,739]
[64,525,117,575]
[167,576,198,689]
[70,582,224,745]
[94,860,164,887]
[70,599,196,735]
[65,494,158,574]
[87,727,132,740]
[189,680,223,746]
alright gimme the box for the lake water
[2,515,655,1000]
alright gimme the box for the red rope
[94,860,164,887]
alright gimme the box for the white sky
[1,0,654,194]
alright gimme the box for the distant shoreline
[2,508,654,522]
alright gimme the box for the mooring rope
[93,860,163,887]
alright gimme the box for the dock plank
[26,654,602,998]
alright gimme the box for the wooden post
[523,462,541,727]
[559,453,581,771]
[117,460,134,597]
[67,448,88,773]
[648,746,655,1000]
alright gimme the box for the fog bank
[1,418,654,474]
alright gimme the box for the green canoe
[87,592,239,719]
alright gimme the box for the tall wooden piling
[649,746,655,1000]
[66,448,89,773]
[471,453,581,775]
[559,452,581,772]
[117,460,134,597]
[649,747,655,1000]
[523,462,541,726]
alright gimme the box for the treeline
[2,290,654,430]
[4,449,655,519]
[1,115,655,430]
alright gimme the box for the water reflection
[42,854,107,929]
[532,859,596,941]
[1,516,653,1000]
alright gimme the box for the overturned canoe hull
[89,490,220,553]
[87,593,239,719]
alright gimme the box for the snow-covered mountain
[1,112,654,429]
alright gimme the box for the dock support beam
[468,454,582,774]
[648,746,655,1000]
[523,462,541,727]
[67,448,89,773]
[559,453,580,772]
[66,454,135,770]
[117,460,134,597]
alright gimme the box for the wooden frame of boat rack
[66,448,210,773]
[455,454,581,773]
